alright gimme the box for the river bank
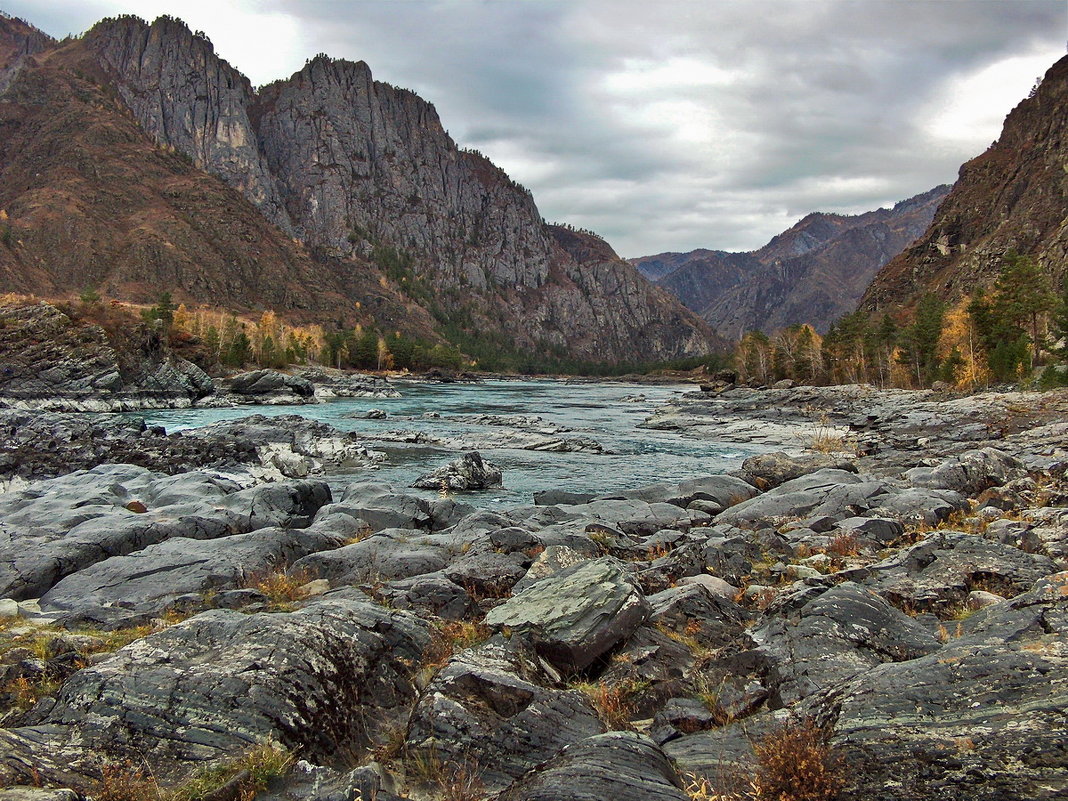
[0,382,1065,800]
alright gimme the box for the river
[136,379,764,507]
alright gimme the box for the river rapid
[135,378,767,507]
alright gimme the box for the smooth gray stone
[857,531,1058,613]
[806,571,1068,800]
[0,599,431,785]
[750,582,941,706]
[485,557,650,674]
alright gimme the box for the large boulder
[38,524,348,617]
[750,582,942,706]
[596,475,757,509]
[808,571,1068,800]
[411,451,503,491]
[498,731,689,801]
[404,640,604,792]
[718,469,966,527]
[485,558,650,674]
[740,451,858,489]
[906,447,1027,496]
[0,598,431,786]
[850,531,1058,614]
[228,369,314,400]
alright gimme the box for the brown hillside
[862,55,1068,312]
[0,38,438,339]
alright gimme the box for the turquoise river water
[138,379,761,507]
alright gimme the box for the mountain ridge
[632,185,950,338]
[0,12,718,365]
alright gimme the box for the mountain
[632,186,950,339]
[0,13,717,364]
[862,55,1068,313]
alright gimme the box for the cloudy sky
[8,0,1065,256]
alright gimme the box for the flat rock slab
[38,524,347,616]
[750,582,941,706]
[0,466,331,599]
[853,531,1058,613]
[0,598,431,786]
[485,557,650,674]
[498,731,689,801]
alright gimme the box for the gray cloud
[6,0,1065,256]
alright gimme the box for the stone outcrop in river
[2,384,1067,799]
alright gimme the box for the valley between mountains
[0,6,1067,801]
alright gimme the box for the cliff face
[62,15,715,363]
[634,186,949,338]
[862,55,1068,312]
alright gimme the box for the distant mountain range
[0,13,718,365]
[632,185,950,338]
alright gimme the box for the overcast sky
[7,0,1066,256]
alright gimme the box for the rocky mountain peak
[0,10,717,364]
[862,55,1068,311]
[634,185,950,337]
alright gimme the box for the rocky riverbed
[1,384,1066,801]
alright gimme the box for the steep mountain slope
[862,55,1068,312]
[0,19,437,338]
[59,13,716,362]
[634,186,949,338]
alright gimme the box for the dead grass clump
[406,751,484,801]
[750,718,844,801]
[572,678,650,731]
[96,762,163,801]
[243,567,312,610]
[825,532,860,557]
[424,620,492,670]
[171,741,293,801]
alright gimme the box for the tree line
[737,254,1068,389]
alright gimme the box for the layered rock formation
[862,54,1068,311]
[0,13,716,364]
[634,186,949,337]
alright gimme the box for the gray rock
[648,583,749,647]
[906,447,1026,496]
[228,369,314,399]
[0,598,431,785]
[498,731,689,801]
[596,475,757,509]
[334,483,433,531]
[533,489,596,506]
[0,467,331,600]
[38,524,347,617]
[404,640,604,792]
[376,572,473,619]
[808,570,1068,800]
[411,451,502,491]
[485,558,650,674]
[750,582,942,706]
[855,531,1058,614]
[291,530,446,585]
[740,451,858,489]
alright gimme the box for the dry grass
[750,718,844,801]
[406,751,484,801]
[825,531,860,557]
[243,567,312,611]
[572,678,650,731]
[424,620,492,670]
